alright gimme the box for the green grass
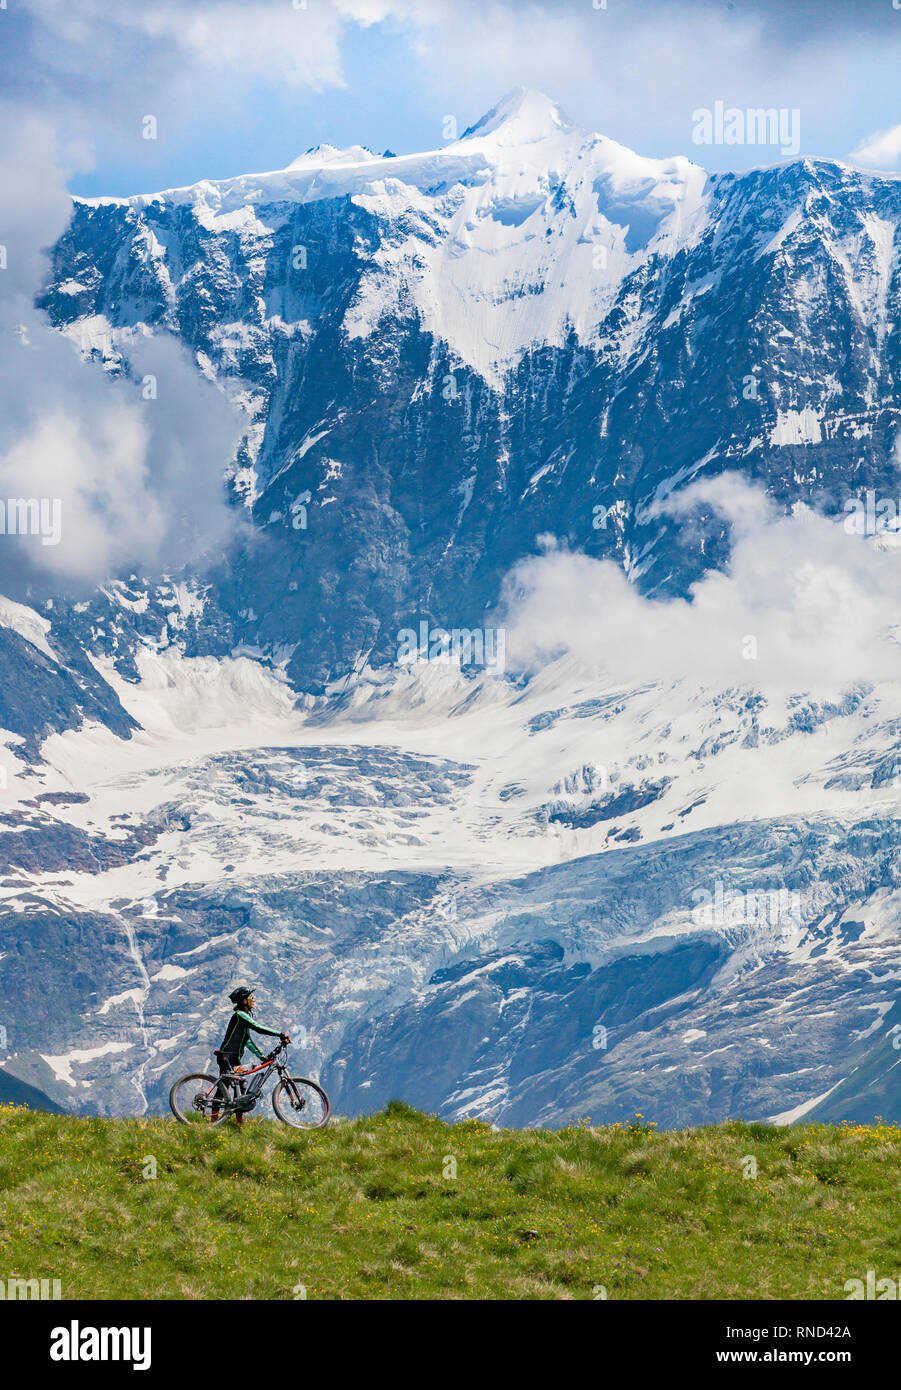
[2,1100,900,1299]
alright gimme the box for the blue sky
[73,17,433,196]
[5,0,894,199]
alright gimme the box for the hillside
[2,1101,899,1300]
[0,1070,65,1114]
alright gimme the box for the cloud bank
[501,474,901,693]
[0,27,250,589]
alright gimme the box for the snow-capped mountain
[3,90,901,1126]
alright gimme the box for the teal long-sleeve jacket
[219,1009,282,1062]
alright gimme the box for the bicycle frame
[171,1042,328,1128]
[217,1045,293,1113]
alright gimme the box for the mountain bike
[169,1042,330,1128]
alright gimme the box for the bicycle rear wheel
[170,1072,232,1125]
[272,1076,330,1129]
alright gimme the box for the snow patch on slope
[769,408,823,446]
[0,595,57,662]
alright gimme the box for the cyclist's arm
[244,1037,265,1061]
[236,1011,283,1041]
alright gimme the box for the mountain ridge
[2,90,901,1126]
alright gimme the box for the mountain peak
[285,143,379,172]
[461,88,573,144]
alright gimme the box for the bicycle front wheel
[272,1076,330,1129]
[170,1072,232,1125]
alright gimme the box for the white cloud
[501,474,901,693]
[13,0,348,107]
[849,124,901,170]
[0,115,243,588]
[0,335,243,583]
[131,1,346,91]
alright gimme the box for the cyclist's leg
[212,1052,236,1122]
[232,1062,265,1126]
[232,1057,249,1126]
[235,1069,253,1126]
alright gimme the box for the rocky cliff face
[38,88,901,687]
[3,90,901,1125]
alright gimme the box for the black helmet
[229,986,255,1006]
